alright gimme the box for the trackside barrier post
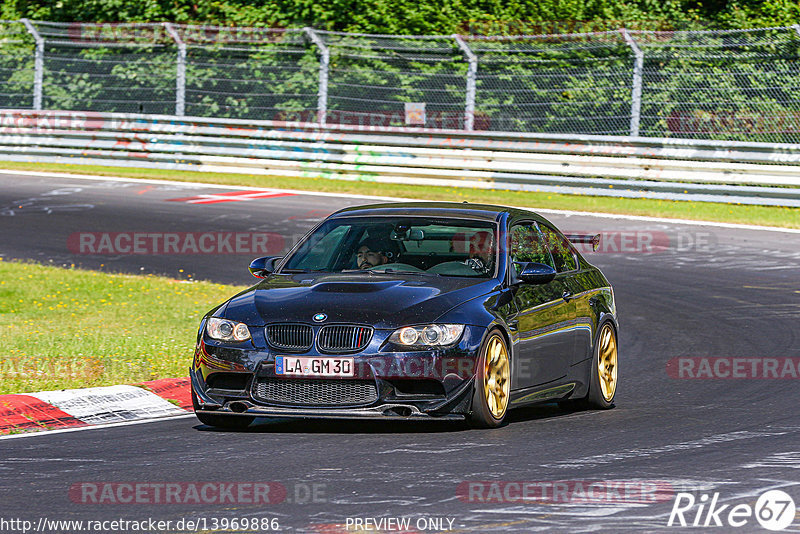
[304,27,329,126]
[20,19,44,111]
[164,23,186,116]
[620,28,643,138]
[453,34,477,131]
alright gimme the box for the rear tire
[586,322,618,409]
[192,384,255,429]
[558,321,618,411]
[467,330,511,428]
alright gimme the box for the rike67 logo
[668,490,796,530]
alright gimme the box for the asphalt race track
[1,172,800,533]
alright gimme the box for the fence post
[304,27,329,126]
[453,34,477,131]
[164,23,186,116]
[620,28,643,137]
[20,19,44,111]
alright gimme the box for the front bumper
[191,326,485,420]
[191,369,470,420]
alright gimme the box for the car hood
[220,272,496,329]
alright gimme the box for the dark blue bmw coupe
[191,202,618,428]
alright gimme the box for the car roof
[329,202,548,223]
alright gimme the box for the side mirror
[249,256,280,278]
[519,262,556,285]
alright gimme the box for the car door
[538,222,591,367]
[508,222,574,390]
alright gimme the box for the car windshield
[281,216,498,278]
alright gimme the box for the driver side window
[509,224,553,275]
[539,223,578,273]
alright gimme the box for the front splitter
[197,403,465,421]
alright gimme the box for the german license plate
[275,356,354,377]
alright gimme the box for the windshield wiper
[378,269,441,276]
[338,268,439,276]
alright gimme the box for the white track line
[0,413,196,441]
[2,168,799,234]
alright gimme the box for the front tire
[468,330,511,428]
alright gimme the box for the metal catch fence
[2,20,800,142]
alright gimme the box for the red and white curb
[0,377,193,435]
[166,189,295,204]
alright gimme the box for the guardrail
[1,109,800,207]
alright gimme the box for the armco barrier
[1,110,800,207]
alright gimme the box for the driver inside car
[464,230,493,273]
[356,239,394,270]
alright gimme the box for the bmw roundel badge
[313,313,327,322]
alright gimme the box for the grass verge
[0,259,245,395]
[1,161,798,229]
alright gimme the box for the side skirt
[509,382,577,407]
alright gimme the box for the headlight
[206,317,251,342]
[388,324,464,348]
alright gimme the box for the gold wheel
[597,323,618,402]
[483,335,510,419]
